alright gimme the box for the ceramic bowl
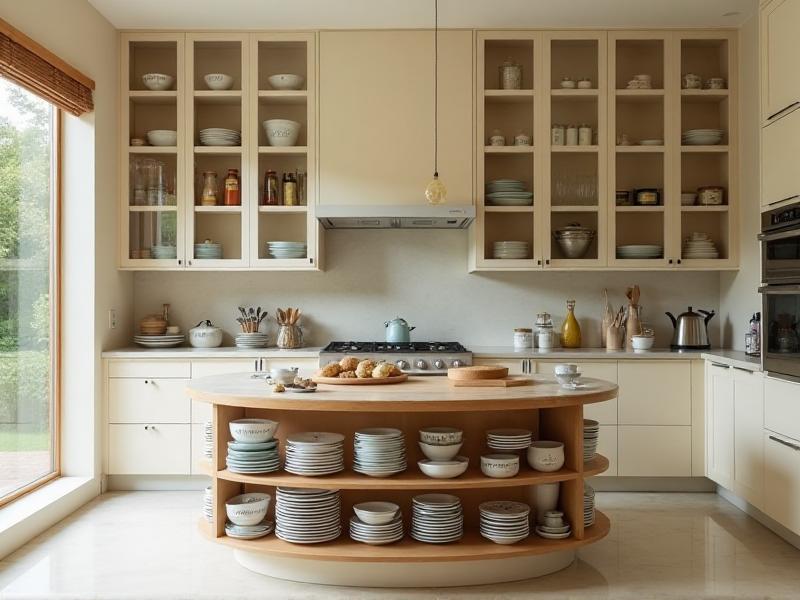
[226,492,270,526]
[270,367,298,385]
[263,119,301,146]
[632,335,655,350]
[419,427,463,445]
[681,192,698,206]
[527,441,565,472]
[555,372,581,388]
[268,73,305,90]
[418,441,462,461]
[229,418,279,443]
[203,73,234,90]
[146,129,177,146]
[543,510,565,528]
[353,501,399,525]
[142,73,174,91]
[418,456,469,479]
[553,363,579,375]
[480,453,520,478]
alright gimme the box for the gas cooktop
[322,342,468,353]
[319,342,472,375]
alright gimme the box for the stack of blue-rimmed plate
[266,241,307,259]
[225,519,273,540]
[583,419,599,461]
[353,428,407,477]
[225,439,280,474]
[275,487,342,544]
[151,244,177,259]
[133,334,185,348]
[194,241,223,260]
[411,493,463,544]
[485,179,532,206]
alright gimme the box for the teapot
[189,320,223,348]
[384,317,415,343]
[665,307,715,350]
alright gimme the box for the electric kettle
[665,307,715,350]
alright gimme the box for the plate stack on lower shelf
[234,332,269,349]
[133,334,185,348]
[202,486,213,523]
[616,244,664,260]
[203,421,213,461]
[225,438,281,474]
[411,493,464,544]
[583,419,599,461]
[479,501,531,545]
[353,427,407,477]
[275,487,342,544]
[584,483,596,527]
[285,432,345,476]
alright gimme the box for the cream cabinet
[618,361,691,425]
[108,378,190,423]
[108,424,191,475]
[706,361,734,488]
[760,0,800,124]
[537,361,618,424]
[764,431,800,536]
[733,368,764,507]
[618,425,692,476]
[764,375,800,441]
[318,30,473,206]
[761,106,800,209]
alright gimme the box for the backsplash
[132,230,721,348]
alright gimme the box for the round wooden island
[189,373,617,587]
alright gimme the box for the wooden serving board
[450,376,533,388]
[447,366,509,381]
[312,374,409,386]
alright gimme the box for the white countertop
[700,350,762,372]
[101,346,323,359]
[470,346,706,360]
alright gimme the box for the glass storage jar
[499,58,522,90]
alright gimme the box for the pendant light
[424,0,447,205]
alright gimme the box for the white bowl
[229,418,279,443]
[226,492,270,526]
[553,363,578,375]
[419,427,463,445]
[555,372,582,388]
[527,441,565,472]
[632,335,655,350]
[268,73,305,90]
[146,129,177,146]
[681,193,698,206]
[418,456,469,479]
[353,501,399,525]
[203,73,234,91]
[480,453,520,478]
[142,73,174,91]
[263,119,301,147]
[419,440,462,461]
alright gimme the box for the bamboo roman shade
[0,18,94,116]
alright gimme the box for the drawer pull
[769,435,800,451]
[710,362,730,369]
[767,101,800,122]
[144,425,157,431]
[732,366,755,373]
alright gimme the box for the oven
[760,201,800,284]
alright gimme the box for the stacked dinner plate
[487,428,533,451]
[199,127,241,146]
[492,241,529,260]
[349,504,404,545]
[235,332,269,349]
[485,179,533,206]
[151,244,177,259]
[353,428,407,477]
[682,128,723,146]
[203,421,213,460]
[226,518,274,540]
[584,483,596,527]
[194,241,223,260]
[616,244,663,259]
[266,241,307,259]
[226,438,281,474]
[202,486,213,523]
[411,494,464,544]
[285,432,345,476]
[275,487,342,544]
[133,334,185,348]
[479,500,531,545]
[583,419,599,461]
[682,232,720,259]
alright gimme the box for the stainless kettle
[665,306,715,349]
[385,317,415,343]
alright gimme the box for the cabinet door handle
[710,362,730,369]
[144,425,157,431]
[769,435,800,452]
[732,366,754,374]
[765,194,800,208]
[766,101,800,122]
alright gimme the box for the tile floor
[0,491,798,599]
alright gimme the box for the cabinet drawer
[191,359,254,379]
[762,107,800,207]
[595,425,618,476]
[108,378,190,423]
[538,362,618,424]
[108,424,190,475]
[618,426,692,476]
[618,361,691,425]
[192,399,213,424]
[765,376,800,441]
[764,431,800,536]
[108,360,191,379]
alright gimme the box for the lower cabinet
[706,362,735,488]
[597,425,618,476]
[108,424,191,474]
[618,426,692,476]
[764,431,800,536]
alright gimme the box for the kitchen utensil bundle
[624,285,642,350]
[276,308,303,349]
[237,306,267,333]
[606,305,626,350]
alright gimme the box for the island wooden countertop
[186,373,618,412]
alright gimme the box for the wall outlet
[108,309,117,329]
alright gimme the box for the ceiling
[88,0,757,30]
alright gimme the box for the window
[0,76,59,504]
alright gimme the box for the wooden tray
[447,365,509,381]
[450,376,533,388]
[312,374,409,385]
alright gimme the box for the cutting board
[450,376,533,387]
[447,365,509,381]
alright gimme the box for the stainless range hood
[316,205,475,229]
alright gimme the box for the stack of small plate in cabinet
[682,232,720,259]
[234,332,269,349]
[479,500,531,545]
[199,127,241,146]
[203,421,213,460]
[151,244,177,259]
[616,244,664,260]
[584,483,596,527]
[349,501,404,545]
[194,242,223,260]
[226,438,281,474]
[285,432,345,476]
[353,428,407,477]
[275,487,341,544]
[681,128,723,146]
[492,241,529,260]
[266,241,307,259]
[583,419,599,461]
[485,179,533,206]
[486,428,533,451]
[202,485,213,523]
[411,494,464,544]
[133,334,185,348]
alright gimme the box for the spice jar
[283,172,297,206]
[262,170,279,205]
[578,124,592,146]
[514,130,531,146]
[513,328,533,349]
[200,171,218,206]
[489,129,506,146]
[560,76,576,89]
[551,124,565,146]
[565,124,578,146]
[577,78,592,89]
[499,58,522,90]
[223,168,240,206]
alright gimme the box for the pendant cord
[434,0,438,177]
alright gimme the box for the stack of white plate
[682,232,720,259]
[485,179,533,206]
[285,432,345,476]
[479,500,531,545]
[226,439,280,474]
[226,518,274,540]
[616,244,663,259]
[203,421,213,460]
[133,334,185,348]
[584,483,596,527]
[493,241,529,260]
[487,428,533,451]
[583,419,599,461]
[151,244,177,259]
[275,487,341,544]
[682,128,723,146]
[266,241,307,259]
[353,428,407,477]
[235,332,269,349]
[202,486,213,523]
[411,494,464,544]
[349,503,404,545]
[194,242,223,260]
[199,127,241,146]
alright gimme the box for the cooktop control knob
[452,359,464,368]
[415,359,428,370]
[396,360,410,370]
[434,359,446,369]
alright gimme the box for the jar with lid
[499,58,522,90]
[551,124,565,146]
[200,171,218,206]
[560,76,576,89]
[697,186,725,206]
[577,124,592,146]
[537,325,556,349]
[262,170,279,205]
[223,168,240,206]
[283,172,298,206]
[513,328,533,349]
[577,78,592,89]
[514,130,531,146]
[489,129,505,146]
[565,124,578,146]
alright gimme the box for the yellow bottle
[561,299,582,348]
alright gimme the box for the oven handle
[768,435,800,452]
[758,228,800,242]
[759,284,800,294]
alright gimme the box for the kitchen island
[189,373,617,587]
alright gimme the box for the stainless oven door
[760,228,800,284]
[760,284,800,381]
